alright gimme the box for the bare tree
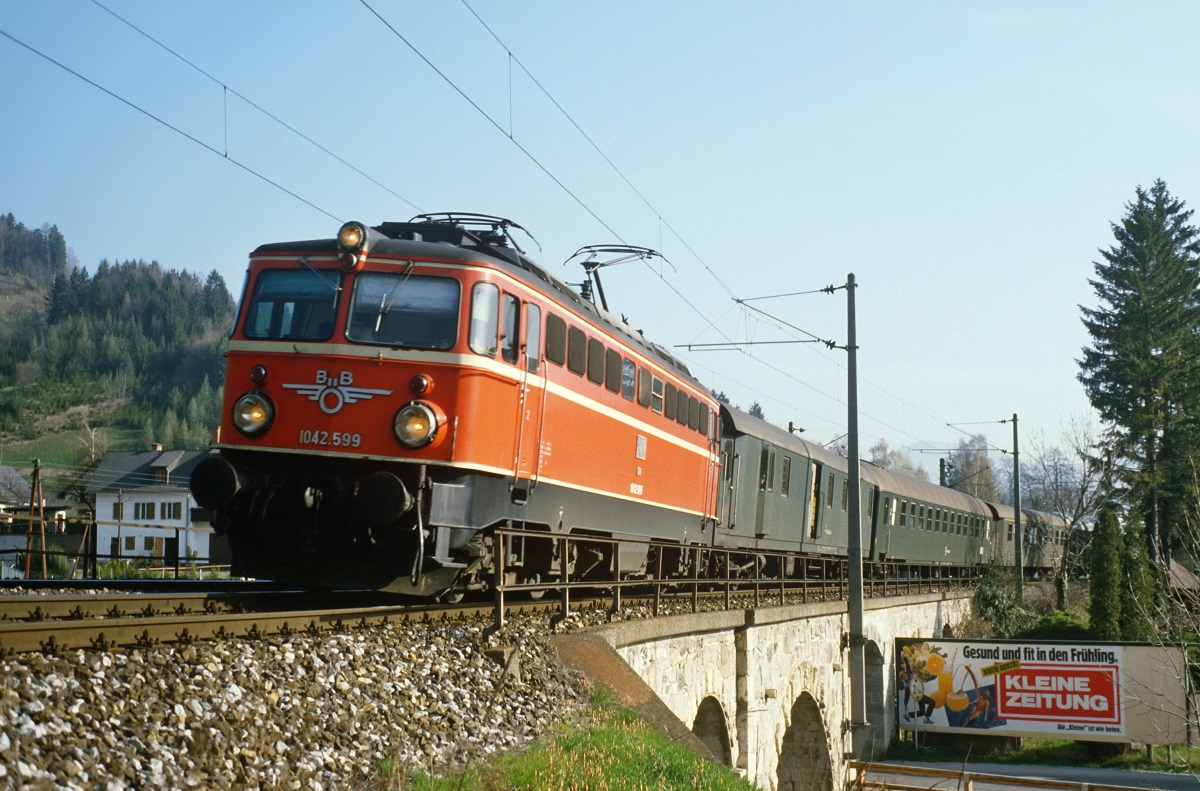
[1021,414,1112,610]
[868,439,929,481]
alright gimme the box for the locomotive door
[510,300,544,501]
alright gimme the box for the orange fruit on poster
[930,689,947,709]
[946,691,969,712]
[926,654,945,674]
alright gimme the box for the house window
[124,536,136,551]
[134,502,155,520]
[112,502,124,520]
[144,536,155,551]
[154,468,168,483]
[161,502,182,520]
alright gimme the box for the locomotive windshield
[347,272,460,350]
[244,269,341,340]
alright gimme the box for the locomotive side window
[501,294,520,364]
[651,375,664,413]
[525,304,541,373]
[637,367,652,407]
[621,359,636,400]
[664,382,678,420]
[689,397,701,430]
[676,390,689,426]
[468,282,499,356]
[545,313,567,365]
[604,349,622,393]
[567,326,587,375]
[586,337,605,384]
[245,269,342,341]
[699,406,709,436]
[347,272,460,350]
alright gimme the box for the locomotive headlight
[232,392,275,437]
[393,402,438,448]
[337,221,367,251]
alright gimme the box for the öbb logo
[283,370,393,415]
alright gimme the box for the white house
[86,448,213,564]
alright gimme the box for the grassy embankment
[371,689,757,791]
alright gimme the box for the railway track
[0,593,563,655]
[0,568,971,656]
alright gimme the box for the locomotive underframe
[196,448,712,596]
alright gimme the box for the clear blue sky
[4,1,1199,469]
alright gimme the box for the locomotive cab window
[245,269,342,341]
[468,282,499,356]
[348,272,459,350]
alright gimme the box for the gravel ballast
[1,611,597,789]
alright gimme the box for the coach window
[567,326,587,375]
[840,480,848,512]
[604,349,622,393]
[468,282,499,356]
[781,456,791,498]
[545,313,566,366]
[621,358,636,400]
[525,304,542,373]
[825,472,835,508]
[898,500,908,527]
[882,497,892,526]
[500,294,520,364]
[664,382,678,420]
[587,337,605,384]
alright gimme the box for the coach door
[509,299,544,502]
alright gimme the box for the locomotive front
[193,219,498,595]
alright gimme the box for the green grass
[887,736,1200,774]
[370,688,756,790]
[0,426,144,470]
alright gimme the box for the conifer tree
[1089,509,1124,641]
[1078,180,1200,570]
[1119,513,1161,642]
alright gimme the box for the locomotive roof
[251,217,709,393]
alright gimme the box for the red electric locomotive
[192,214,721,596]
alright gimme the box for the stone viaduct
[554,591,972,791]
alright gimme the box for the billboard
[896,638,1125,740]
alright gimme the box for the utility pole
[1010,414,1022,601]
[844,273,867,756]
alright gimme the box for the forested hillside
[0,213,234,449]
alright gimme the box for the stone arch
[691,695,733,766]
[863,640,887,760]
[776,691,833,791]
